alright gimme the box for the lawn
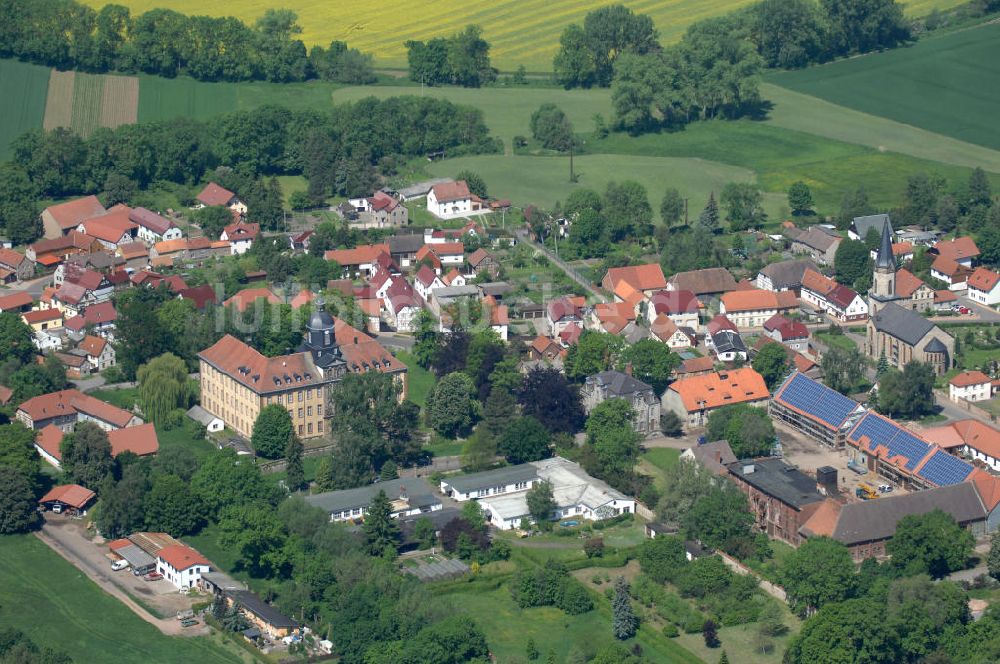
[758,82,1000,173]
[589,119,1000,215]
[441,584,702,663]
[676,620,797,664]
[0,59,49,159]
[89,386,138,409]
[814,331,858,352]
[395,350,435,407]
[425,153,770,222]
[768,22,1000,151]
[639,448,681,492]
[0,534,247,664]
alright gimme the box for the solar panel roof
[917,449,974,486]
[849,413,931,471]
[775,373,860,429]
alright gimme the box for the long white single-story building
[442,457,635,531]
[305,477,442,522]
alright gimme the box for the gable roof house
[27,231,103,268]
[196,183,246,216]
[755,258,819,293]
[893,268,936,312]
[602,264,668,298]
[385,279,421,332]
[925,419,1000,473]
[681,440,737,476]
[789,226,841,265]
[41,196,106,239]
[770,372,864,448]
[39,484,96,515]
[220,222,259,255]
[719,289,799,328]
[157,544,211,590]
[967,267,1000,306]
[0,248,34,282]
[763,314,809,352]
[468,248,500,279]
[306,477,441,522]
[646,289,700,331]
[800,269,868,322]
[426,180,485,219]
[17,389,142,432]
[129,207,181,244]
[800,483,987,560]
[930,255,973,290]
[931,236,980,267]
[324,244,392,278]
[347,190,408,228]
[849,214,892,242]
[223,287,280,313]
[62,301,117,341]
[668,267,739,299]
[582,371,661,435]
[710,329,748,363]
[79,334,116,371]
[663,367,770,428]
[76,205,139,250]
[528,335,564,364]
[547,296,586,336]
[387,234,425,268]
[649,314,696,350]
[0,291,34,313]
[413,264,445,300]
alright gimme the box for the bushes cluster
[510,561,594,615]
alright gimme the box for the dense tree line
[558,1,910,90]
[0,1,374,83]
[5,97,498,242]
[405,25,496,87]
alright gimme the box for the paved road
[376,333,415,351]
[515,229,606,303]
[36,517,199,637]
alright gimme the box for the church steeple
[875,221,895,270]
[869,220,898,313]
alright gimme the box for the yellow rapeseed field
[79,0,965,71]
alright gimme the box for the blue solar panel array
[848,414,931,471]
[917,449,974,486]
[776,373,859,429]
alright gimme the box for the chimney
[354,336,358,344]
[743,463,755,474]
[714,451,721,464]
[624,362,633,376]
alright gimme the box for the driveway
[36,516,204,637]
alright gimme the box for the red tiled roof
[79,335,106,357]
[668,367,770,412]
[67,268,104,291]
[648,289,699,316]
[222,221,259,242]
[198,335,327,394]
[530,335,559,355]
[933,237,979,262]
[157,544,209,571]
[369,190,398,212]
[107,423,159,457]
[547,296,583,322]
[895,269,928,298]
[441,267,461,285]
[931,255,964,277]
[0,248,27,268]
[30,231,99,257]
[39,484,95,509]
[35,424,64,460]
[415,264,439,288]
[44,196,106,231]
[677,356,715,375]
[431,180,471,203]
[197,182,237,207]
[970,468,1000,511]
[79,207,138,243]
[558,322,582,345]
[649,314,680,343]
[128,207,175,235]
[0,291,34,311]
[468,247,494,267]
[604,264,667,293]
[332,319,406,374]
[826,284,861,310]
[801,268,837,297]
[84,301,117,325]
[17,389,134,428]
[721,288,794,313]
[324,244,391,266]
[22,309,62,325]
[432,242,464,256]
[706,314,737,335]
[892,242,913,256]
[117,242,148,260]
[968,267,1000,293]
[763,314,808,340]
[0,384,12,405]
[934,289,957,303]
[289,289,315,309]
[224,288,280,313]
[950,371,992,387]
[386,279,418,315]
[668,268,738,295]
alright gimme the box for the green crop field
[0,534,245,664]
[768,22,1000,151]
[77,0,962,71]
[425,152,783,221]
[0,59,49,159]
[70,71,106,137]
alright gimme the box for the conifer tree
[612,577,637,640]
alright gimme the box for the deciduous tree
[888,509,973,578]
[498,416,551,464]
[251,404,295,459]
[526,480,556,524]
[60,422,113,490]
[782,536,856,616]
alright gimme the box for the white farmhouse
[427,180,486,219]
[157,545,210,590]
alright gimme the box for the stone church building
[865,224,954,375]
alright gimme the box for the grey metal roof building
[388,234,425,255]
[711,329,747,355]
[442,464,538,495]
[851,214,892,240]
[757,258,819,290]
[587,371,655,399]
[869,302,936,346]
[114,543,156,572]
[227,590,298,629]
[802,482,986,546]
[305,477,440,517]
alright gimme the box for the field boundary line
[43,69,74,130]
